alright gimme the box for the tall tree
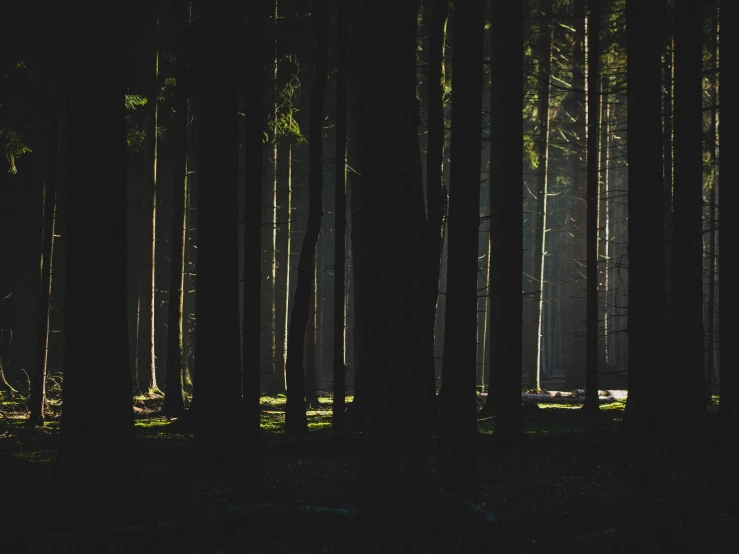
[439,0,485,499]
[526,0,554,391]
[243,0,268,498]
[583,0,601,414]
[332,0,348,430]
[28,10,62,426]
[55,0,136,517]
[285,0,329,437]
[719,0,738,425]
[192,1,243,469]
[623,0,667,446]
[671,0,705,431]
[162,1,192,418]
[485,0,524,441]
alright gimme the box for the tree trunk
[332,0,348,430]
[28,17,61,425]
[439,0,484,499]
[671,0,705,432]
[484,0,524,441]
[192,1,243,471]
[583,0,601,415]
[305,254,319,408]
[162,2,191,418]
[526,0,554,392]
[55,0,136,519]
[623,0,667,447]
[285,0,328,437]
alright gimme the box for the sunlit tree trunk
[526,0,554,392]
[583,0,601,414]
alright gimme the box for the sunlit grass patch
[135,417,171,428]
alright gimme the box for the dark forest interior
[0,0,737,552]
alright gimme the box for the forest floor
[0,389,737,553]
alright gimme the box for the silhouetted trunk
[419,0,448,434]
[484,0,524,441]
[162,2,191,418]
[192,1,243,470]
[720,0,739,426]
[527,0,553,392]
[583,0,601,415]
[663,29,675,378]
[285,0,328,437]
[439,0,484,500]
[243,0,267,499]
[332,0,347,429]
[305,255,319,408]
[670,0,705,433]
[55,0,136,518]
[623,0,667,446]
[275,137,291,397]
[29,17,61,425]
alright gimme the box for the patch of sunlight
[538,403,581,410]
[13,449,55,464]
[599,402,626,411]
[135,417,170,428]
[308,421,331,430]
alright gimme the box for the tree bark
[285,0,329,437]
[439,0,485,499]
[485,0,525,441]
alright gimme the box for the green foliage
[274,112,305,143]
[125,94,148,111]
[0,129,32,174]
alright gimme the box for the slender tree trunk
[162,2,191,418]
[527,0,554,392]
[485,0,524,440]
[275,138,291,397]
[285,0,328,436]
[305,253,318,408]
[663,31,675,382]
[29,20,61,425]
[332,0,348,429]
[671,0,705,432]
[583,0,601,414]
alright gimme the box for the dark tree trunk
[162,2,191,418]
[285,0,329,437]
[623,0,667,446]
[670,0,705,433]
[483,0,524,441]
[305,255,319,408]
[332,0,348,430]
[438,0,484,499]
[192,2,243,470]
[242,0,268,499]
[55,0,136,519]
[583,0,601,415]
[29,13,62,426]
[719,0,738,425]
[349,0,428,543]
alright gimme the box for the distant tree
[285,0,329,437]
[484,0,525,441]
[439,0,485,499]
[192,1,243,469]
[670,0,705,431]
[719,0,738,425]
[162,0,192,418]
[623,0,667,446]
[54,0,136,516]
[28,10,61,426]
[582,0,601,415]
[332,0,348,430]
[526,0,554,392]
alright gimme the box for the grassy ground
[0,391,736,553]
